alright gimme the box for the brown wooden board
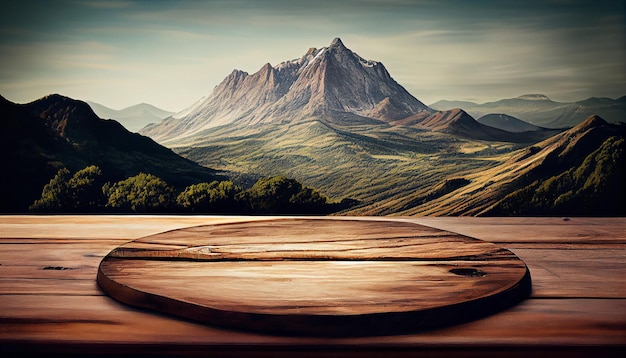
[97,218,531,337]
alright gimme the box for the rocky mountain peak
[329,37,345,49]
[304,47,318,57]
[141,38,430,143]
[260,62,273,73]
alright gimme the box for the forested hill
[0,94,224,212]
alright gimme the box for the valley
[3,38,623,216]
[171,118,523,214]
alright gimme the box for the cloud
[0,0,623,109]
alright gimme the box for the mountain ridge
[141,38,564,147]
[374,115,625,216]
[477,113,545,133]
[430,94,625,128]
[6,38,619,216]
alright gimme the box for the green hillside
[486,135,625,216]
[172,117,524,212]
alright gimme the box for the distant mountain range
[87,101,174,132]
[0,94,222,212]
[430,94,625,129]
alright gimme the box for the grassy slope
[170,117,522,212]
[391,117,625,216]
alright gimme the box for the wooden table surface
[1,215,625,357]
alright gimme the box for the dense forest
[29,165,356,215]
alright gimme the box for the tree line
[30,165,356,214]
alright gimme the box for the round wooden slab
[97,218,531,337]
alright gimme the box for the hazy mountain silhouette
[87,101,174,132]
[393,108,560,142]
[477,113,545,133]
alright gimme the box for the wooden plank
[2,216,624,242]
[1,228,622,299]
[3,244,624,298]
[513,248,626,298]
[0,278,102,296]
[0,243,114,281]
[0,215,268,239]
[0,215,624,356]
[0,295,624,346]
[411,217,626,244]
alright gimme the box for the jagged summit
[141,38,431,144]
[329,37,345,48]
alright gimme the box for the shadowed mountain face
[0,94,223,212]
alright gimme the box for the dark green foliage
[244,176,304,213]
[177,181,242,213]
[29,168,72,212]
[68,165,108,210]
[30,165,107,212]
[104,173,176,213]
[489,136,625,216]
[240,175,332,214]
[28,166,352,214]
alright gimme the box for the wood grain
[1,215,624,357]
[97,218,531,336]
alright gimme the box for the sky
[1,0,624,112]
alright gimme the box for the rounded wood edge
[97,260,531,337]
[96,218,533,337]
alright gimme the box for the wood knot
[43,266,72,270]
[449,268,486,277]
